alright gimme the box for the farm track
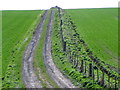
[22,10,48,88]
[43,10,75,88]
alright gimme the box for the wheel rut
[22,9,75,88]
[43,10,75,88]
[22,10,48,88]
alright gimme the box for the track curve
[22,11,48,88]
[43,10,75,88]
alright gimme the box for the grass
[66,8,118,68]
[51,8,119,88]
[51,8,102,88]
[33,10,59,88]
[2,8,118,88]
[0,10,2,89]
[2,10,43,88]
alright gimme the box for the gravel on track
[22,11,48,88]
[43,10,76,88]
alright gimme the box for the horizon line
[1,6,119,11]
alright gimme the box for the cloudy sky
[1,0,120,10]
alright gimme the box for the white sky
[1,0,120,10]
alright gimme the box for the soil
[43,10,75,88]
[22,11,48,88]
[22,9,75,88]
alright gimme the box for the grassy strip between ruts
[2,10,43,88]
[33,10,59,88]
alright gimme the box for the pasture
[2,10,42,87]
[66,8,118,68]
[1,7,119,88]
[51,8,119,88]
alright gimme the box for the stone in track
[43,10,75,88]
[22,10,48,88]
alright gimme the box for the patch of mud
[115,16,120,18]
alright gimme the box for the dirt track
[22,11,48,88]
[22,9,75,88]
[43,10,75,88]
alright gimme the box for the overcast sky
[1,0,120,10]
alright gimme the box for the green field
[2,7,119,88]
[2,10,42,87]
[66,8,118,68]
[51,8,119,88]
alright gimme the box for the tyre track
[22,10,48,88]
[43,10,75,88]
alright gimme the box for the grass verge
[51,8,103,88]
